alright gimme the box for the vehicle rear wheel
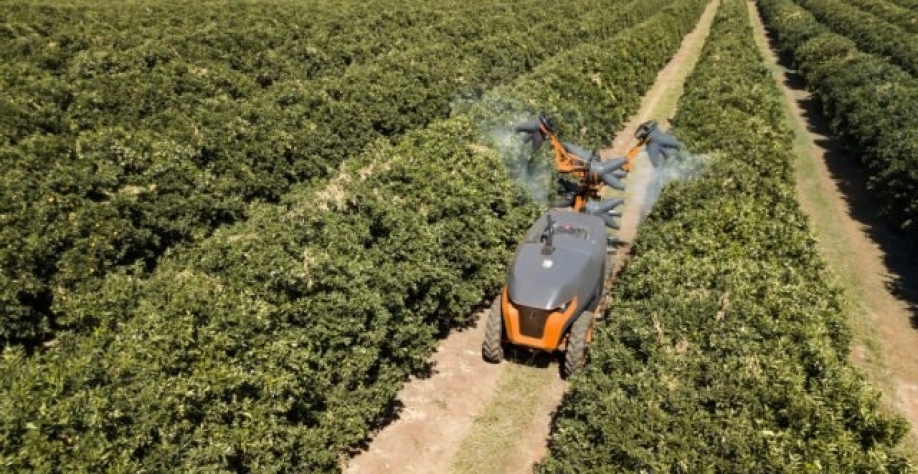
[482,296,505,363]
[562,311,593,378]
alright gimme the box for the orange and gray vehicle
[504,211,606,346]
[483,210,609,378]
[483,112,684,378]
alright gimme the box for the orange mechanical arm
[622,137,649,172]
[541,125,589,175]
[538,124,608,212]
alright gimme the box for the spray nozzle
[538,112,559,136]
[513,112,561,154]
[584,197,624,230]
[635,120,658,142]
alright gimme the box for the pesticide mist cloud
[487,121,555,206]
[640,150,709,221]
[454,89,561,207]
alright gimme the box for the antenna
[541,214,555,255]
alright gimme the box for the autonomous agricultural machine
[482,113,681,378]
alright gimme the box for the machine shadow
[502,344,561,371]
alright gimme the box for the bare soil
[343,308,506,474]
[747,0,918,454]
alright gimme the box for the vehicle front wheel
[562,311,593,378]
[482,296,505,363]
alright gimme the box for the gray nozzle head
[513,119,544,153]
[538,112,559,135]
[562,142,597,162]
[514,112,558,154]
[584,197,624,229]
[589,157,628,190]
[635,120,658,141]
[645,128,684,167]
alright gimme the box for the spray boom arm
[512,114,683,242]
[514,112,627,213]
[516,112,589,174]
[543,125,591,174]
[624,136,649,172]
[625,120,684,170]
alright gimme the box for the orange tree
[759,0,918,236]
[0,0,637,347]
[0,0,709,471]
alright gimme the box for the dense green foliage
[844,0,918,34]
[539,0,913,471]
[1,0,515,82]
[759,0,918,234]
[0,0,709,471]
[1,0,647,346]
[793,0,918,75]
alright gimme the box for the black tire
[563,311,593,378]
[482,297,505,363]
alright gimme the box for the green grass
[449,362,558,474]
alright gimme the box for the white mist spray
[487,121,556,206]
[639,150,709,221]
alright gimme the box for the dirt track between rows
[748,0,918,455]
[344,2,720,471]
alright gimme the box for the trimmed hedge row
[0,1,709,471]
[844,0,918,34]
[793,0,918,76]
[3,118,533,474]
[538,0,912,471]
[759,0,918,235]
[0,0,503,82]
[0,0,638,347]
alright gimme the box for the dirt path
[343,308,507,473]
[601,1,723,289]
[344,3,719,472]
[603,0,719,258]
[747,1,918,455]
[451,1,719,472]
